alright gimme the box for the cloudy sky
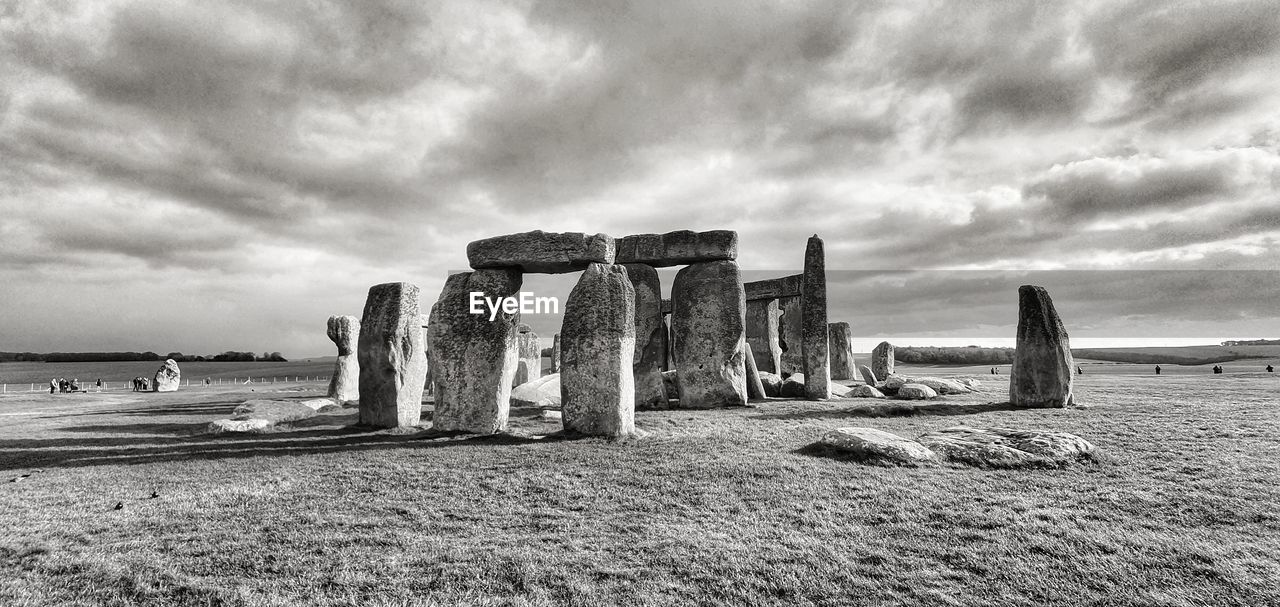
[2,0,1278,357]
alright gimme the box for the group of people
[49,378,103,393]
[131,377,151,391]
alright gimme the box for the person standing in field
[1267,365,1274,373]
[49,379,56,394]
[1155,365,1161,375]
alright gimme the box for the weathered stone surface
[883,375,970,395]
[359,282,428,429]
[549,334,561,374]
[829,382,853,398]
[298,398,340,410]
[615,230,737,267]
[233,399,318,424]
[467,231,614,273]
[153,359,180,392]
[780,373,806,398]
[428,270,522,433]
[560,263,636,437]
[661,370,678,401]
[326,315,360,403]
[828,322,855,380]
[871,342,894,382]
[208,419,272,434]
[777,296,804,375]
[858,364,878,386]
[513,327,541,386]
[759,372,783,397]
[897,384,938,400]
[915,426,1096,468]
[744,274,803,301]
[1010,285,1075,408]
[663,315,674,371]
[820,427,936,464]
[746,298,781,374]
[511,374,561,409]
[624,263,667,410]
[959,378,981,389]
[744,342,766,401]
[660,298,672,315]
[801,235,830,399]
[845,384,886,398]
[672,260,748,409]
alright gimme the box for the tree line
[894,346,1015,365]
[0,351,287,363]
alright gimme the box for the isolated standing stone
[871,342,894,381]
[326,315,360,403]
[744,342,766,401]
[624,263,667,410]
[777,296,804,375]
[513,325,541,386]
[357,282,427,428]
[1010,285,1075,408]
[828,322,855,380]
[858,364,878,386]
[428,270,522,433]
[560,263,636,437]
[614,230,738,267]
[153,359,180,392]
[746,298,782,374]
[672,260,748,408]
[467,231,614,273]
[801,235,830,399]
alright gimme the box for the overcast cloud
[2,0,1278,356]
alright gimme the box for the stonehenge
[745,298,781,374]
[153,359,180,392]
[828,322,855,381]
[427,269,522,433]
[615,230,738,267]
[326,315,360,403]
[671,260,748,409]
[623,263,667,410]
[744,342,766,401]
[467,231,614,273]
[358,282,427,429]
[871,341,894,381]
[801,235,830,399]
[1009,285,1075,408]
[777,296,804,375]
[560,263,636,437]
[513,324,541,386]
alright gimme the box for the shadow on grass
[752,400,1028,421]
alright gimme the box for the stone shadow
[751,400,1028,421]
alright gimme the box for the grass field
[1,372,1278,606]
[0,361,336,391]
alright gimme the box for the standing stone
[153,359,180,392]
[326,315,360,402]
[358,282,427,428]
[663,314,674,371]
[560,263,636,437]
[427,270,522,433]
[513,325,541,386]
[801,235,830,400]
[858,364,878,386]
[623,263,667,410]
[744,342,766,401]
[1010,285,1075,408]
[549,334,561,374]
[828,322,855,380]
[746,298,782,374]
[672,260,747,408]
[777,296,804,375]
[871,341,895,381]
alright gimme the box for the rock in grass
[844,384,885,398]
[819,427,936,464]
[858,364,877,387]
[153,359,180,392]
[758,372,782,397]
[232,400,318,424]
[916,426,1096,468]
[896,384,937,400]
[828,382,854,398]
[511,374,561,409]
[883,375,969,395]
[779,373,806,398]
[209,419,272,434]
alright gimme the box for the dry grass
[1,371,1278,606]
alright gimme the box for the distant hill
[896,344,1280,366]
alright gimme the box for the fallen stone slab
[882,375,970,395]
[896,384,938,400]
[511,374,561,409]
[208,419,272,434]
[232,399,319,424]
[298,397,341,410]
[615,230,737,267]
[844,384,886,398]
[829,382,854,398]
[916,426,1096,468]
[818,427,936,465]
[858,364,878,386]
[467,231,614,273]
[758,371,782,397]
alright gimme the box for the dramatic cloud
[2,0,1279,356]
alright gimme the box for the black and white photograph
[1,1,1278,605]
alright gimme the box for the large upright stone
[801,235,830,399]
[326,315,360,402]
[744,342,766,401]
[623,263,667,410]
[467,231,614,273]
[871,341,895,381]
[828,322,855,380]
[513,325,541,386]
[672,260,747,408]
[153,359,180,392]
[560,263,636,437]
[746,298,781,374]
[358,282,427,428]
[615,230,738,267]
[777,296,804,375]
[548,334,561,374]
[427,270,522,433]
[1010,285,1075,408]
